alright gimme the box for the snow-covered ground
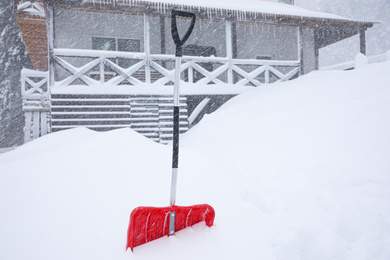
[1,60,390,259]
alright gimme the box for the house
[17,0,374,143]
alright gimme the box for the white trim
[144,13,151,84]
[226,19,233,84]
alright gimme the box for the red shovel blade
[127,204,215,251]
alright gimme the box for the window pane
[92,37,116,51]
[118,39,140,52]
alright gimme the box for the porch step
[50,94,189,144]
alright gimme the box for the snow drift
[1,61,390,259]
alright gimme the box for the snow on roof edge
[78,0,374,24]
[18,1,46,17]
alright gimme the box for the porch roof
[47,0,374,26]
[46,0,375,49]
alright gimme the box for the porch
[20,0,374,143]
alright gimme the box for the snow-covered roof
[17,1,45,17]
[79,0,371,24]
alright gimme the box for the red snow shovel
[126,10,215,251]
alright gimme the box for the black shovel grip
[171,10,196,57]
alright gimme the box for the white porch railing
[20,49,300,142]
[21,68,51,142]
[321,51,390,71]
[53,48,300,87]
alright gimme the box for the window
[279,0,294,5]
[92,37,140,68]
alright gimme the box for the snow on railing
[321,50,390,71]
[21,69,51,142]
[53,48,300,88]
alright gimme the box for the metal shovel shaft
[170,56,181,207]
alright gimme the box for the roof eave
[46,0,375,29]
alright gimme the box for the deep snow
[1,61,390,259]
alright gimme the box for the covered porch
[21,0,374,142]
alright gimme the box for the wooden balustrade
[21,69,51,142]
[53,48,300,87]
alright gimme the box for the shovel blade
[127,204,215,251]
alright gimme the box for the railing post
[264,65,270,84]
[188,64,194,83]
[226,19,233,84]
[100,57,105,84]
[144,12,151,84]
[21,69,51,142]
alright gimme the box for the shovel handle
[171,10,196,57]
[170,10,196,207]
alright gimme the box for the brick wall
[16,6,48,70]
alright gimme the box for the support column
[144,13,151,84]
[360,29,366,55]
[160,14,166,68]
[298,26,304,75]
[45,2,54,133]
[314,48,319,70]
[225,19,233,84]
[232,21,237,59]
[232,21,238,83]
[47,3,55,88]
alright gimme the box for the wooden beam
[226,19,233,84]
[47,3,55,88]
[360,29,366,55]
[160,14,166,68]
[298,26,304,75]
[160,15,166,54]
[232,21,237,59]
[232,21,238,83]
[144,13,151,84]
